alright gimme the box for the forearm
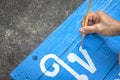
[115,21,120,35]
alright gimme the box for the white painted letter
[40,54,88,80]
[114,72,120,80]
[68,46,96,73]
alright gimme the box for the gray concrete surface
[0,0,84,79]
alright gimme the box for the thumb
[83,25,98,34]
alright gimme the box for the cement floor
[0,0,84,79]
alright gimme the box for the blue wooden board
[10,0,120,80]
[104,64,120,80]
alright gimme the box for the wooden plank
[104,64,120,80]
[10,0,120,80]
[39,34,106,80]
[39,35,120,80]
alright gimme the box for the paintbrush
[80,0,92,47]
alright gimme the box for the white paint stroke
[40,54,88,80]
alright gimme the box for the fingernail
[80,28,85,33]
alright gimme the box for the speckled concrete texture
[0,0,84,79]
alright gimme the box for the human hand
[80,11,120,36]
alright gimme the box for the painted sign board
[10,0,120,80]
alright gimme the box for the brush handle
[81,0,92,46]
